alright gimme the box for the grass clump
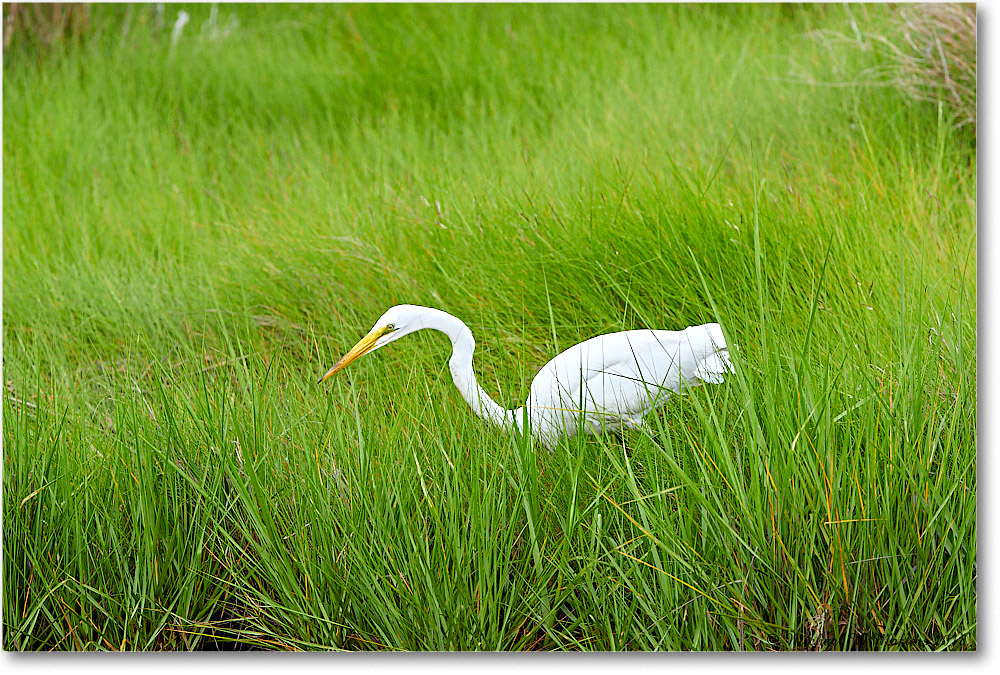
[889,3,976,133]
[2,3,92,52]
[810,3,976,136]
[3,3,975,651]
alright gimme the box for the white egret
[319,305,732,450]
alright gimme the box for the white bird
[319,305,732,450]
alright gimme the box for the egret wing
[528,330,673,428]
[525,324,729,442]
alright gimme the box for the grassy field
[2,3,976,650]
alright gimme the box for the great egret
[319,305,732,450]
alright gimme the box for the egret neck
[422,308,523,432]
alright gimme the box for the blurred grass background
[3,3,976,650]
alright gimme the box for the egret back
[524,322,730,445]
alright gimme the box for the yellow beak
[318,326,390,383]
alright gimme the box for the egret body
[319,305,732,450]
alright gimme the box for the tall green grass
[3,4,975,650]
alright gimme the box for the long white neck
[418,308,521,432]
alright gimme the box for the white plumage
[319,305,732,450]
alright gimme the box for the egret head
[317,305,423,383]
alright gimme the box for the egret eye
[386,323,396,331]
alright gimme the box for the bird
[318,305,732,450]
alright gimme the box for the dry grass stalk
[891,3,976,132]
[3,3,90,51]
[809,4,976,136]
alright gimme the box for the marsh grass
[890,3,976,132]
[3,3,976,650]
[809,3,976,135]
